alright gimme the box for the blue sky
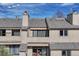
[0,3,79,19]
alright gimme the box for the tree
[54,10,64,18]
[0,46,10,56]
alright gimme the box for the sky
[0,3,79,19]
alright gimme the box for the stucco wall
[27,48,32,56]
[22,14,29,27]
[50,50,61,56]
[71,50,79,56]
[67,13,79,25]
[0,29,21,44]
[73,13,79,25]
[21,31,28,43]
[50,30,79,42]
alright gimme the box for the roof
[0,18,22,28]
[50,43,79,50]
[0,18,79,29]
[0,18,47,28]
[29,18,47,28]
[47,18,79,29]
[47,18,72,29]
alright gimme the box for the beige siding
[27,48,32,56]
[73,13,79,25]
[27,37,50,43]
[0,36,21,42]
[71,50,79,56]
[28,30,32,37]
[21,31,28,43]
[0,29,21,43]
[22,14,29,27]
[50,30,79,42]
[50,50,61,56]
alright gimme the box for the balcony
[0,36,21,44]
[27,37,50,46]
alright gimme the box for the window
[32,30,49,37]
[12,29,20,36]
[9,45,19,55]
[33,30,37,37]
[60,30,63,36]
[0,29,6,36]
[60,30,68,36]
[64,30,68,36]
[62,50,71,56]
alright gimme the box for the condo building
[0,10,79,56]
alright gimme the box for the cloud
[8,6,12,8]
[60,3,75,6]
[0,3,14,6]
[20,3,47,8]
[16,4,20,6]
[0,3,77,18]
[0,3,60,18]
[0,3,21,18]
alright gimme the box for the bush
[0,46,11,56]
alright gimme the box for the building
[0,11,79,56]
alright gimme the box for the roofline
[49,28,79,30]
[29,27,47,28]
[0,27,21,29]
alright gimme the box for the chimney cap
[23,10,28,15]
[24,11,28,13]
[16,16,19,20]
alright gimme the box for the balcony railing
[27,37,50,43]
[0,36,21,43]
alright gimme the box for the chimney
[67,10,79,25]
[22,11,29,27]
[16,16,19,20]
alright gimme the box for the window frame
[12,29,20,36]
[64,30,68,36]
[62,50,71,56]
[32,30,49,37]
[0,29,6,36]
[60,30,68,36]
[60,30,63,36]
[9,45,19,55]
